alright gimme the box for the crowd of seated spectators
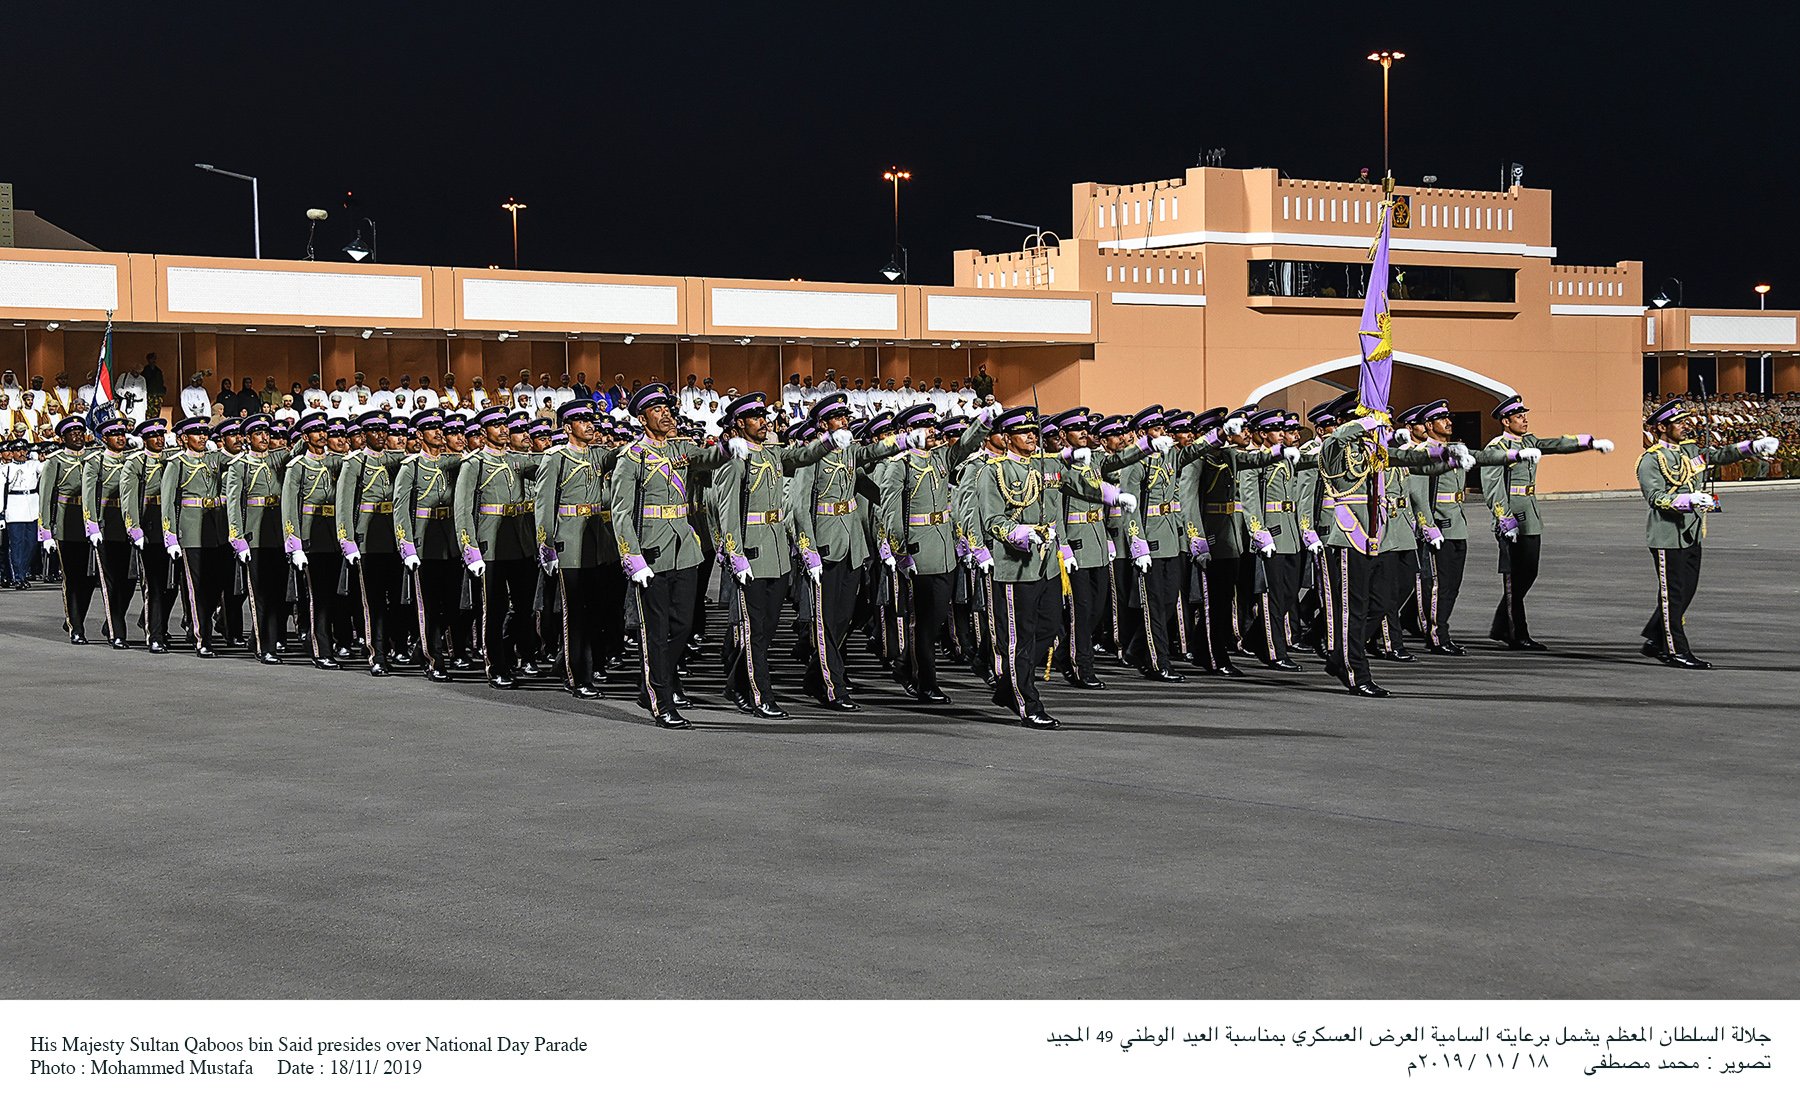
[1643,391,1800,480]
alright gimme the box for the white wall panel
[926,294,1092,336]
[1688,314,1797,346]
[464,279,678,326]
[0,259,119,311]
[1110,291,1207,307]
[165,267,423,318]
[710,287,898,331]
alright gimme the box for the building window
[1507,209,1514,231]
[1248,259,1517,302]
[1171,196,1178,219]
[1283,196,1291,219]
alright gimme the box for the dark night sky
[12,2,1795,309]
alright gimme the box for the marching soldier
[122,419,175,654]
[1292,405,1334,657]
[392,409,465,682]
[1478,394,1612,650]
[951,411,1010,685]
[707,392,836,717]
[80,412,137,649]
[159,417,233,657]
[1636,399,1777,668]
[336,410,406,675]
[215,418,249,647]
[1240,408,1308,670]
[38,416,95,642]
[453,406,542,690]
[784,393,906,713]
[874,402,991,703]
[224,414,293,664]
[608,383,737,728]
[532,398,620,699]
[1188,409,1283,676]
[281,411,349,668]
[1367,406,1464,661]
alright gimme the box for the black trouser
[1299,549,1328,648]
[410,560,461,672]
[92,541,133,642]
[220,565,245,643]
[690,555,713,650]
[1492,532,1542,642]
[898,571,954,693]
[1204,556,1241,668]
[477,559,535,681]
[57,538,98,636]
[631,563,698,714]
[244,548,286,657]
[1368,549,1416,654]
[994,577,1059,717]
[1099,559,1123,652]
[804,558,858,703]
[1252,551,1300,663]
[726,573,787,706]
[1325,545,1375,687]
[1182,555,1223,669]
[1234,554,1263,652]
[178,544,230,652]
[300,546,345,660]
[1061,564,1108,679]
[1123,555,1179,673]
[141,544,177,645]
[555,565,604,690]
[1422,539,1467,647]
[1644,543,1703,656]
[354,551,401,664]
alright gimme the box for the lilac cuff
[128,526,145,543]
[1100,482,1121,506]
[1497,514,1520,535]
[540,544,560,567]
[970,546,993,568]
[399,540,419,560]
[1250,529,1275,552]
[1302,529,1323,550]
[801,549,822,572]
[37,526,53,544]
[339,538,360,557]
[1735,439,1755,458]
[1058,545,1076,569]
[461,545,483,567]
[1424,444,1448,461]
[1356,415,1383,432]
[1005,525,1035,552]
[1422,525,1444,543]
[83,520,100,538]
[730,553,751,575]
[1578,433,1594,448]
[283,535,303,554]
[1129,536,1151,560]
[1189,535,1211,557]
[1671,493,1697,513]
[229,537,249,555]
[621,553,648,577]
[164,532,181,551]
[1504,448,1523,462]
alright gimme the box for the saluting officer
[80,412,137,649]
[1636,399,1777,669]
[533,398,620,699]
[1408,398,1521,655]
[122,419,175,653]
[224,413,293,664]
[1478,394,1612,650]
[160,417,233,657]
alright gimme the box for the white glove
[905,428,930,449]
[1692,491,1717,511]
[43,536,57,552]
[402,553,421,570]
[734,565,753,584]
[1281,445,1301,461]
[1027,528,1045,547]
[289,549,306,569]
[1134,554,1151,573]
[1447,441,1470,461]
[629,563,654,586]
[976,555,993,574]
[236,547,251,563]
[1117,492,1138,511]
[830,428,853,449]
[167,542,183,559]
[1070,446,1092,464]
[974,404,997,426]
[467,558,486,578]
[135,535,147,550]
[1517,446,1542,462]
[1258,542,1275,558]
[1753,436,1780,456]
[1429,535,1444,550]
[807,563,823,582]
[1457,450,1476,471]
[343,547,361,565]
[727,436,752,460]
[1502,527,1518,543]
[1223,417,1247,437]
[88,531,103,547]
[1592,438,1614,453]
[1151,435,1175,454]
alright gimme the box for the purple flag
[1355,200,1394,418]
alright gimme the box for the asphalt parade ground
[4,490,1796,1000]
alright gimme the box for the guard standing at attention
[281,410,348,668]
[38,416,95,642]
[122,419,175,653]
[453,405,542,690]
[160,417,233,657]
[392,409,465,682]
[225,413,294,664]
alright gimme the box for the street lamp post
[882,167,911,282]
[194,163,262,258]
[1364,51,1405,192]
[502,198,528,268]
[1755,283,1773,392]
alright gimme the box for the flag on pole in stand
[1355,199,1395,422]
[85,311,118,432]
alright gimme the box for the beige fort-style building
[3,166,1795,491]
